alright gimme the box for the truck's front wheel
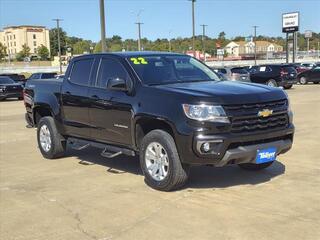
[37,116,66,159]
[140,130,189,191]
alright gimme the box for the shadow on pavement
[67,146,285,189]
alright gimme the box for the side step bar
[68,137,135,158]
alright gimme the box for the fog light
[202,142,210,152]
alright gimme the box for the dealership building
[0,25,50,58]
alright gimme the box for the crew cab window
[96,58,130,88]
[69,58,94,86]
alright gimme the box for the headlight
[0,86,5,92]
[182,104,229,123]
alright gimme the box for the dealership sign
[282,12,299,33]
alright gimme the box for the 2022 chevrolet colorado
[24,52,294,191]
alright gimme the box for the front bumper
[176,124,294,166]
[0,92,22,99]
[278,79,298,86]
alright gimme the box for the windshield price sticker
[130,57,148,64]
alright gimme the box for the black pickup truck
[24,52,294,191]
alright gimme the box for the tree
[0,43,7,61]
[37,45,49,60]
[72,40,91,54]
[49,27,67,57]
[16,44,30,61]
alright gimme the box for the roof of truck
[72,51,185,60]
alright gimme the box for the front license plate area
[256,147,277,164]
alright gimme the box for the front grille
[224,99,289,134]
[231,112,289,133]
[224,99,287,111]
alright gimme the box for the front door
[88,57,134,147]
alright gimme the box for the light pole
[168,30,172,52]
[189,0,196,57]
[253,25,258,65]
[99,0,107,52]
[200,24,208,61]
[52,18,63,74]
[132,10,144,51]
[135,22,144,51]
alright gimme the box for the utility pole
[189,0,196,57]
[168,30,172,52]
[52,18,63,74]
[135,22,143,51]
[253,25,258,66]
[200,24,208,61]
[99,0,107,52]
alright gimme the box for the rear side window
[42,73,56,79]
[69,58,94,85]
[218,68,227,74]
[96,58,130,88]
[231,68,247,74]
[29,73,40,80]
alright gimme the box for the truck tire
[140,130,189,191]
[299,76,308,85]
[238,161,274,170]
[37,116,66,159]
[266,79,278,87]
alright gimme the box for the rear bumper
[0,92,22,99]
[278,79,298,86]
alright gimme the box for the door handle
[65,91,71,95]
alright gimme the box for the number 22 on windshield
[130,57,148,64]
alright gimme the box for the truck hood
[154,80,287,104]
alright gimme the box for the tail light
[280,68,288,77]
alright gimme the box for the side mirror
[107,77,128,91]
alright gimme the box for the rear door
[88,56,134,146]
[61,57,95,138]
[309,66,320,81]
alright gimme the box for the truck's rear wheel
[266,79,278,87]
[299,76,308,85]
[140,130,189,191]
[37,116,66,159]
[238,161,274,170]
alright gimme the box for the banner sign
[282,12,299,33]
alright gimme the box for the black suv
[249,64,297,89]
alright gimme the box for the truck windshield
[127,55,220,85]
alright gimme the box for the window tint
[42,73,57,79]
[231,68,248,74]
[70,58,94,85]
[30,73,40,80]
[218,68,227,74]
[96,58,129,88]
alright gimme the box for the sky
[0,0,319,42]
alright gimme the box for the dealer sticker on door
[256,147,277,164]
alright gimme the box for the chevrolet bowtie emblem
[258,109,273,118]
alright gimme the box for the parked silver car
[213,67,251,82]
